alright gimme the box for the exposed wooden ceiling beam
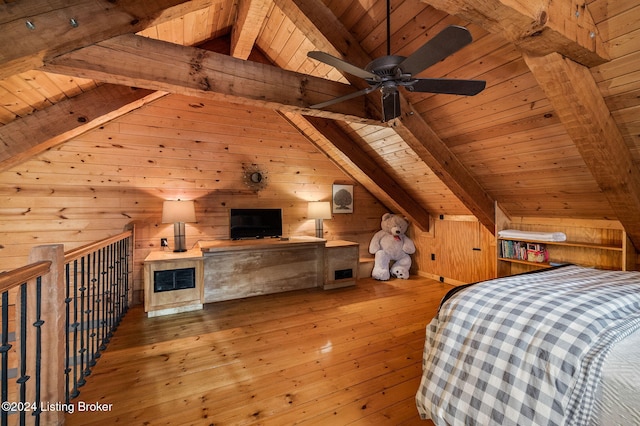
[278,0,496,232]
[0,0,217,80]
[0,85,166,172]
[43,34,379,125]
[230,0,271,60]
[283,113,432,232]
[421,0,609,67]
[390,98,496,232]
[523,52,640,250]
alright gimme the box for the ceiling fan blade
[381,88,401,122]
[309,85,379,110]
[398,25,473,76]
[307,51,377,80]
[408,78,486,96]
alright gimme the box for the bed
[416,265,640,425]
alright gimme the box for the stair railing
[0,226,133,425]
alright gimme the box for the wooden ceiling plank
[0,74,53,110]
[41,72,97,99]
[523,52,640,250]
[278,31,313,72]
[272,0,344,59]
[0,83,31,120]
[420,0,609,67]
[0,0,218,79]
[0,84,167,172]
[19,70,69,104]
[587,0,637,25]
[182,7,211,46]
[255,3,284,51]
[231,0,270,60]
[284,113,432,232]
[436,99,555,142]
[42,34,379,125]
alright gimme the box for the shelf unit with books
[495,206,634,277]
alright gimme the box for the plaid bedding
[416,265,640,426]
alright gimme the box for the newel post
[28,244,66,425]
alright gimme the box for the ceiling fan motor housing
[365,55,408,84]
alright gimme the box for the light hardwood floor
[65,276,451,425]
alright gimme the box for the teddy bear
[368,213,416,280]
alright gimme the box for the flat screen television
[229,208,283,240]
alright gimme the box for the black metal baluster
[64,263,72,404]
[17,283,29,425]
[90,251,99,366]
[33,276,44,423]
[1,291,12,425]
[105,244,114,343]
[83,257,89,381]
[114,240,123,326]
[78,256,87,388]
[120,240,126,319]
[96,248,104,355]
[111,242,119,328]
[70,260,80,398]
[110,242,117,335]
[100,247,109,350]
[124,236,131,312]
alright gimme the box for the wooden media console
[199,237,326,303]
[144,237,360,316]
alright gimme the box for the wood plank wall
[0,94,389,302]
[411,216,496,285]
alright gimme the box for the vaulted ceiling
[1,0,639,249]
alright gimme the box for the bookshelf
[496,206,634,277]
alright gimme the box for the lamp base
[315,219,324,239]
[173,222,187,252]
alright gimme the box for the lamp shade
[162,200,196,223]
[308,201,331,220]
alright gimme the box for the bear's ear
[382,213,393,221]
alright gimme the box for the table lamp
[162,200,196,252]
[308,201,331,238]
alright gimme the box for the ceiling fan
[307,0,486,122]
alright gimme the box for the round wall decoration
[242,163,268,192]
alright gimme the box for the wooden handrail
[0,228,132,294]
[0,260,52,294]
[64,230,133,263]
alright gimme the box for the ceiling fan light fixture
[381,86,400,123]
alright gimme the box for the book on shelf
[500,240,549,263]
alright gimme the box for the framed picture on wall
[332,184,353,213]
